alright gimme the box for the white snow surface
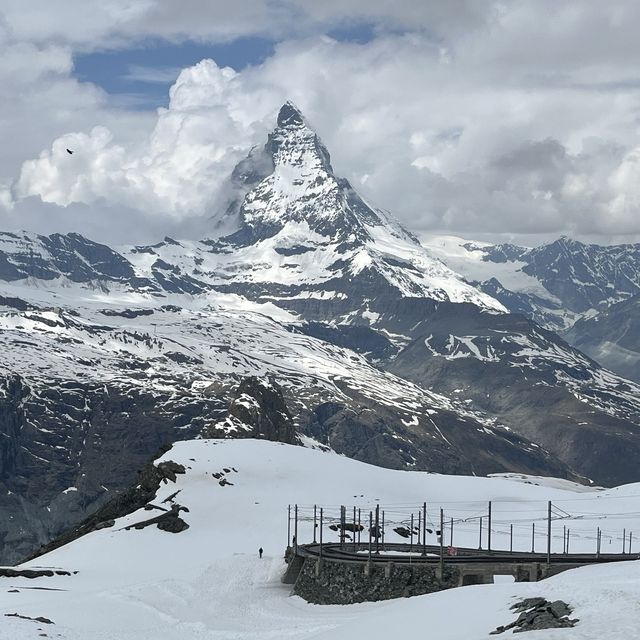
[421,236,551,299]
[2,438,639,640]
[420,235,583,328]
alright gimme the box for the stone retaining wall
[292,558,460,604]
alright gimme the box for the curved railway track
[297,542,638,566]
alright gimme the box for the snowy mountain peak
[196,105,507,311]
[276,100,306,128]
[217,103,417,248]
[267,101,334,179]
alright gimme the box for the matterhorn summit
[205,101,505,311]
[217,101,411,245]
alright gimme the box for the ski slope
[1,439,639,639]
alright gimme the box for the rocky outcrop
[491,598,578,634]
[0,568,73,579]
[25,452,187,561]
[0,372,223,565]
[123,504,189,534]
[204,377,297,444]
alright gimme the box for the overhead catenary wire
[291,500,638,555]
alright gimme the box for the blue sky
[74,37,277,109]
[73,24,376,109]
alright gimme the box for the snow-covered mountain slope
[518,236,640,312]
[423,235,574,330]
[423,234,640,331]
[387,303,640,487]
[0,279,560,566]
[118,105,640,490]
[3,439,639,640]
[123,102,504,311]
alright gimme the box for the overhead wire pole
[478,516,483,550]
[375,504,380,553]
[344,506,348,548]
[439,508,444,576]
[410,513,414,553]
[381,510,385,551]
[623,528,626,555]
[287,504,291,549]
[294,504,298,554]
[353,506,357,551]
[368,511,373,564]
[547,501,552,566]
[319,508,323,560]
[488,501,492,553]
[450,517,454,548]
[313,505,317,543]
[510,524,513,554]
[343,506,348,549]
[630,531,633,554]
[422,502,427,556]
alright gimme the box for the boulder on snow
[490,598,578,634]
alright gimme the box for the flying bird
[66,148,73,155]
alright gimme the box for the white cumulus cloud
[5,2,640,244]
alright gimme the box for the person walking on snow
[259,547,263,558]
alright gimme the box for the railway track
[296,542,638,565]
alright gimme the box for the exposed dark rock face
[491,598,578,634]
[0,373,223,565]
[296,322,397,361]
[204,377,297,444]
[0,295,34,311]
[230,378,297,443]
[0,231,135,283]
[25,451,187,561]
[309,395,575,480]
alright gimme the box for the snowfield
[1,439,639,640]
